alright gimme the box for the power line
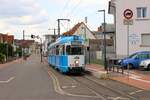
[62,0,70,11]
[60,22,68,32]
[66,0,82,18]
[57,0,71,19]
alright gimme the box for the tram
[48,35,85,73]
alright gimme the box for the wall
[114,0,150,56]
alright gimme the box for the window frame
[136,7,147,19]
[141,33,150,47]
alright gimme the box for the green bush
[0,53,5,63]
[15,47,22,57]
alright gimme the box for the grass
[90,59,104,66]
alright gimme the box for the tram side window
[59,46,62,55]
[56,46,59,55]
[53,48,56,55]
[66,45,71,55]
[63,45,65,55]
[58,45,65,55]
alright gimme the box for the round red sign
[124,9,133,20]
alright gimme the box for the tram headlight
[75,60,79,64]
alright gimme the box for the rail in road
[47,65,144,100]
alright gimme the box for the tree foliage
[0,43,14,57]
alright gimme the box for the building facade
[14,39,35,55]
[43,34,56,56]
[109,0,150,57]
[63,22,96,46]
[0,33,14,44]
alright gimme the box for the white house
[63,22,96,46]
[109,0,150,57]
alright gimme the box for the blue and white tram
[48,35,85,73]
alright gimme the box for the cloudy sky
[0,0,113,40]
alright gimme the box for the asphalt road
[0,54,149,100]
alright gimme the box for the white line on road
[48,71,106,99]
[129,90,143,95]
[112,96,130,100]
[124,72,150,83]
[0,77,15,84]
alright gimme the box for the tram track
[45,64,138,100]
[47,67,106,99]
[82,75,138,100]
[70,75,134,100]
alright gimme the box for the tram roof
[48,35,83,49]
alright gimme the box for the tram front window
[66,45,83,55]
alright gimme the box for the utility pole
[23,30,25,58]
[98,10,107,70]
[48,28,57,42]
[57,19,70,37]
[40,37,42,63]
[31,35,43,62]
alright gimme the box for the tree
[0,43,14,57]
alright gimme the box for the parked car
[140,59,150,71]
[120,51,150,69]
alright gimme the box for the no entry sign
[124,9,133,20]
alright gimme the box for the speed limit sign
[124,9,133,20]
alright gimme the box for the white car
[140,59,150,70]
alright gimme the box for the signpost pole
[127,23,129,56]
[123,9,133,80]
[127,23,130,80]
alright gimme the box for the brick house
[0,33,14,44]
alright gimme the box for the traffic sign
[124,9,133,20]
[123,19,133,25]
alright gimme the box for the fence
[107,58,124,74]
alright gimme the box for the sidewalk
[0,58,23,70]
[86,64,150,91]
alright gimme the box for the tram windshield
[66,45,84,55]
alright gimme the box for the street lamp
[98,9,107,70]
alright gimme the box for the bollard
[117,65,119,73]
[121,66,124,74]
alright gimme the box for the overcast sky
[0,0,113,40]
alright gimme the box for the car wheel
[147,65,150,71]
[127,64,133,69]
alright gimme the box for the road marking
[129,90,143,95]
[111,97,130,100]
[48,71,106,99]
[124,72,150,83]
[62,85,77,89]
[130,76,150,83]
[0,77,15,84]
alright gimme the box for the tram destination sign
[71,41,82,45]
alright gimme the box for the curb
[86,68,110,79]
[109,78,143,90]
[86,68,147,90]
